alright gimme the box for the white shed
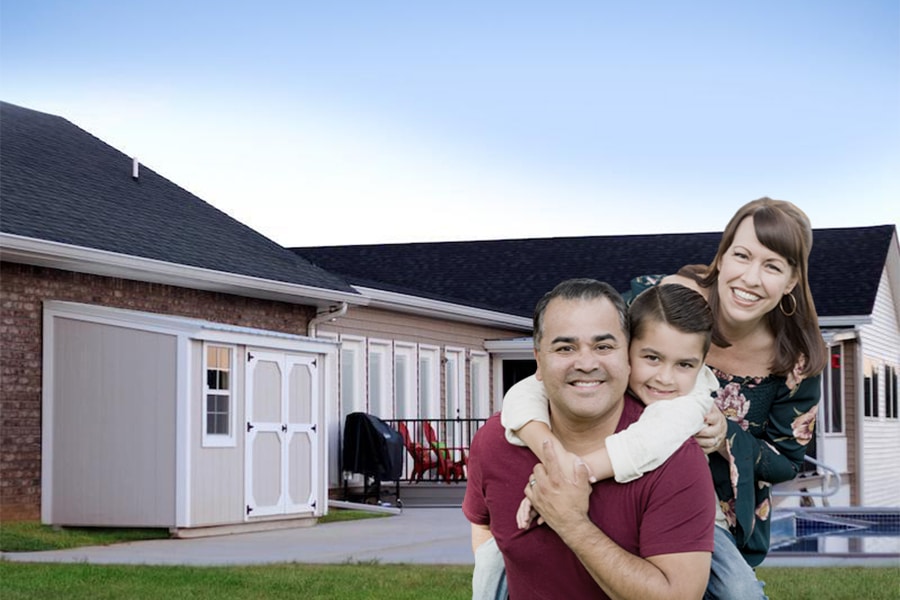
[41,301,336,535]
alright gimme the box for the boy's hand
[516,496,538,529]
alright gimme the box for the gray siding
[49,318,177,526]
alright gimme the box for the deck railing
[383,417,488,484]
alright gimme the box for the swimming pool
[769,507,900,559]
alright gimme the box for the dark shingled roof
[0,101,356,295]
[294,225,896,320]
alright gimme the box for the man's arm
[525,441,711,600]
[471,522,493,555]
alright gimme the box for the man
[463,279,715,599]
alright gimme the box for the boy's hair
[533,278,629,349]
[629,284,713,356]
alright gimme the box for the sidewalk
[1,508,475,566]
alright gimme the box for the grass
[2,515,898,599]
[0,563,897,600]
[0,510,385,553]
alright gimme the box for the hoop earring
[780,292,797,317]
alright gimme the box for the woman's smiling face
[716,216,798,329]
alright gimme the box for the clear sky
[2,1,898,246]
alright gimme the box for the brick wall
[0,261,316,521]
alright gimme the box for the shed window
[203,344,236,447]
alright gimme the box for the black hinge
[247,352,254,362]
[311,500,316,508]
[247,422,254,432]
[281,424,288,432]
[246,505,253,515]
[311,424,317,432]
[312,358,317,367]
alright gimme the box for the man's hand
[524,440,593,536]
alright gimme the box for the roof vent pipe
[132,157,139,180]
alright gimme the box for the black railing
[383,417,488,483]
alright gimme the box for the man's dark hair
[533,278,628,349]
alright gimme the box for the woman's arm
[755,374,822,483]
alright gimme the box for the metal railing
[383,417,488,484]
[772,455,842,498]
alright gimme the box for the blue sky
[2,1,898,246]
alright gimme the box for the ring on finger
[529,479,537,487]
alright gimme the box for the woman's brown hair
[679,197,827,378]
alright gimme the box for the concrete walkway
[1,508,475,566]
[3,506,895,568]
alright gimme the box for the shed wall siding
[50,318,178,526]
[189,343,247,526]
[0,261,315,520]
[859,269,900,507]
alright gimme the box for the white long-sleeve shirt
[501,365,719,482]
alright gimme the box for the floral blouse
[626,275,821,567]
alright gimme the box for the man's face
[534,296,630,427]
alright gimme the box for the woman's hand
[694,407,727,456]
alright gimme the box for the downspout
[307,302,348,337]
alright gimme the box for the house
[0,101,373,531]
[0,101,529,526]
[294,224,900,509]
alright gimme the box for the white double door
[245,350,318,518]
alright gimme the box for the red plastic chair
[398,422,439,481]
[424,422,466,482]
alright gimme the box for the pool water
[770,508,900,556]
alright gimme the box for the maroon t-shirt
[463,395,715,599]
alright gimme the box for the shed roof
[294,225,897,320]
[0,101,356,295]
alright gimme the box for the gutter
[308,302,349,337]
[354,285,531,330]
[1,233,367,309]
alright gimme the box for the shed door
[245,350,319,518]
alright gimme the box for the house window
[368,339,393,418]
[203,344,236,447]
[445,347,466,420]
[340,336,366,421]
[864,361,879,418]
[394,343,417,419]
[470,351,490,418]
[823,345,844,434]
[887,365,899,420]
[419,345,441,419]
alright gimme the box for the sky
[1,1,898,247]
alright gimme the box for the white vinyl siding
[858,268,900,507]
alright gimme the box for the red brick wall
[0,261,316,521]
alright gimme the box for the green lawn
[1,562,898,600]
[2,517,897,599]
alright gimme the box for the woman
[653,197,827,598]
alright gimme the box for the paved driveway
[1,508,474,566]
